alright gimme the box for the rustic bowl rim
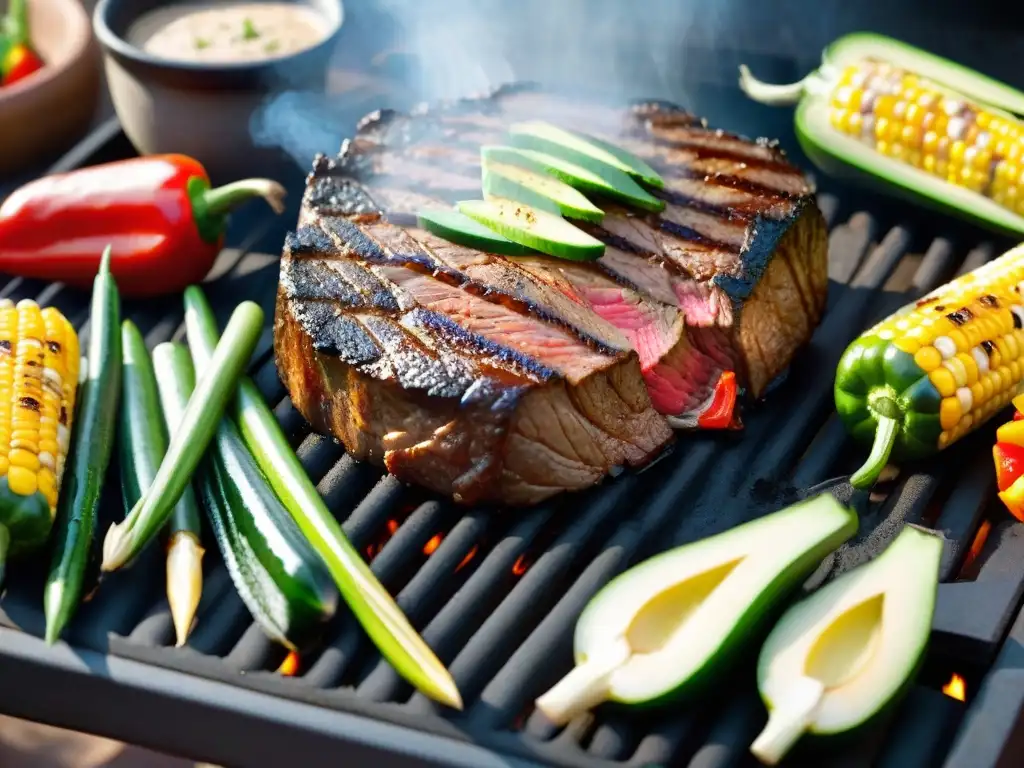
[92,0,345,78]
[0,0,95,103]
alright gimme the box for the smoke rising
[251,0,862,170]
[251,0,744,169]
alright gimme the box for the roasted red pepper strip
[697,371,739,430]
[1,0,43,86]
[0,155,286,297]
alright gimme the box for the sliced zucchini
[482,160,604,223]
[416,209,531,255]
[457,198,605,262]
[481,145,664,213]
[508,121,665,188]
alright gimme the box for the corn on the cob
[836,244,1024,488]
[828,60,1024,214]
[0,298,79,512]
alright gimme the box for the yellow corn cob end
[0,299,79,514]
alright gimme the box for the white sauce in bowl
[128,2,328,63]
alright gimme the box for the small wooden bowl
[0,0,101,175]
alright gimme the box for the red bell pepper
[0,155,286,297]
[1,0,43,87]
[697,371,740,430]
[994,442,1024,493]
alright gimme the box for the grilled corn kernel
[831,61,1024,215]
[0,299,79,512]
[866,247,1024,450]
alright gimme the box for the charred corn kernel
[830,61,1024,215]
[0,300,79,513]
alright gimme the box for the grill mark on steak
[353,219,631,355]
[311,215,626,383]
[288,299,383,364]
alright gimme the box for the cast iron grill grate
[1,121,1024,768]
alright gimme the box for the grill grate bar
[357,511,491,702]
[876,687,963,768]
[405,505,559,710]
[684,694,762,768]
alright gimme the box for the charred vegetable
[156,341,337,649]
[45,247,121,644]
[836,243,1024,489]
[101,301,263,571]
[0,155,286,297]
[740,33,1024,235]
[0,300,79,587]
[183,286,462,709]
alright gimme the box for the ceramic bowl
[0,0,101,175]
[93,0,344,184]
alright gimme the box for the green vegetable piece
[481,145,664,213]
[508,120,664,189]
[119,321,206,648]
[100,301,264,572]
[482,160,604,223]
[44,246,122,644]
[182,286,463,710]
[738,32,1024,237]
[834,334,942,490]
[416,209,531,256]
[457,198,605,262]
[241,17,259,40]
[534,494,858,725]
[155,342,337,650]
[751,525,943,765]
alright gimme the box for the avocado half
[750,524,944,765]
[740,32,1024,238]
[533,494,858,726]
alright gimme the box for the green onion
[183,286,462,710]
[101,301,263,572]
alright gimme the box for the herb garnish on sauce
[241,17,260,40]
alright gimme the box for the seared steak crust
[275,85,827,505]
[277,207,672,506]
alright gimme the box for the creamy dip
[128,2,328,63]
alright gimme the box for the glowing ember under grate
[943,673,967,702]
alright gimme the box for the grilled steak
[275,85,828,505]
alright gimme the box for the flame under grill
[0,118,1023,768]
